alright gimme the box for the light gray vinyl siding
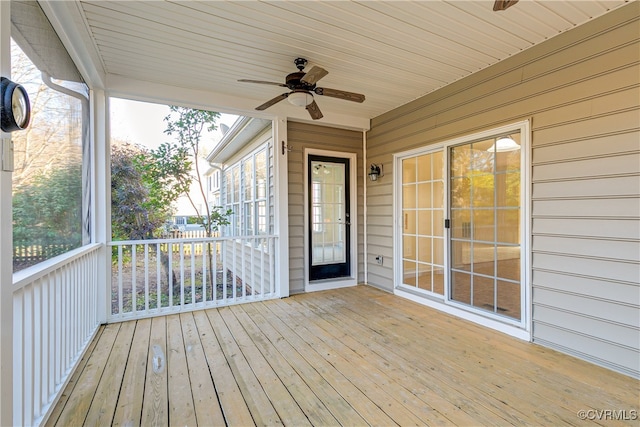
[366,2,639,377]
[224,240,274,296]
[287,122,364,294]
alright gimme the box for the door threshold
[305,277,357,292]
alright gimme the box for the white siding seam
[533,290,639,311]
[533,321,638,352]
[532,250,639,265]
[532,232,639,243]
[532,155,640,168]
[531,194,640,201]
[532,267,639,287]
[530,129,639,150]
[533,337,639,379]
[532,215,638,220]
[531,173,640,183]
[533,107,640,133]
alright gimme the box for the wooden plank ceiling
[73,0,628,120]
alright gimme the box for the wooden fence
[14,240,78,269]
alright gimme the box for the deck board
[180,312,227,427]
[48,286,640,426]
[141,316,169,426]
[191,310,254,427]
[112,318,151,426]
[84,321,135,426]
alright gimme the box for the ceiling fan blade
[315,87,365,103]
[300,66,329,85]
[238,79,287,87]
[256,93,289,110]
[306,100,324,120]
[493,0,518,11]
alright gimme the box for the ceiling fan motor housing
[286,72,313,90]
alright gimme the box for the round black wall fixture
[1,77,31,132]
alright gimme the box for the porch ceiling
[52,0,626,123]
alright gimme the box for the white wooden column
[273,117,290,298]
[93,90,110,323]
[0,1,14,425]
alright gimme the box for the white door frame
[304,148,358,292]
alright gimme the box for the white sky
[109,97,239,152]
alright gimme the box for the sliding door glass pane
[401,151,444,295]
[449,134,522,320]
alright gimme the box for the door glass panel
[311,160,346,266]
[401,151,444,295]
[449,134,522,320]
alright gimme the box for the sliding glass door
[397,124,526,326]
[449,134,522,321]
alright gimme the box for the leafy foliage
[111,144,168,240]
[158,106,228,237]
[13,163,83,247]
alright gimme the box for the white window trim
[393,120,531,341]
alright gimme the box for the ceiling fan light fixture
[288,91,313,107]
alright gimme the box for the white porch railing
[12,243,102,427]
[108,235,277,322]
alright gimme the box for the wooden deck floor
[47,285,639,426]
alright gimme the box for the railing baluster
[222,240,228,302]
[13,289,23,426]
[180,242,185,306]
[202,242,207,303]
[191,242,196,305]
[168,243,173,308]
[156,243,162,309]
[241,238,246,299]
[132,244,137,315]
[144,244,149,311]
[232,240,237,300]
[118,245,123,315]
[270,237,275,294]
[260,238,265,297]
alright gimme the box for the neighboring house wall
[366,3,639,378]
[220,128,276,297]
[288,122,364,294]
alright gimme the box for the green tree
[13,163,83,269]
[158,106,225,235]
[154,106,231,285]
[111,143,170,241]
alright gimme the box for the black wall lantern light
[1,77,31,132]
[368,163,383,182]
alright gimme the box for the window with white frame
[223,144,270,238]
